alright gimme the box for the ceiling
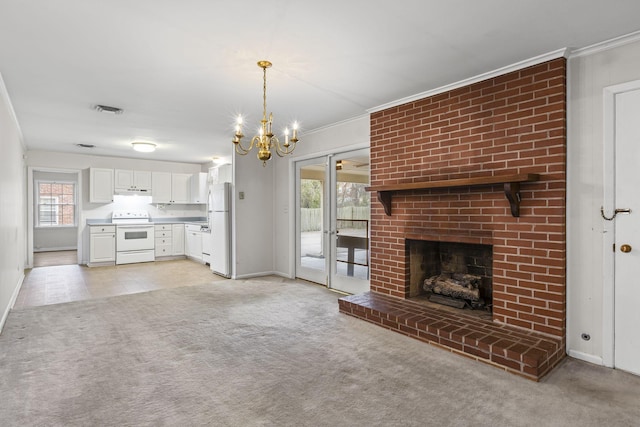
[1,1,640,165]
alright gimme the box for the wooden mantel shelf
[366,173,540,217]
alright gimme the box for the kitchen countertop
[87,217,207,226]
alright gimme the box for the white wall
[26,150,207,265]
[232,150,275,278]
[567,36,640,364]
[0,73,26,332]
[273,116,370,277]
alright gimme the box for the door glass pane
[296,160,327,283]
[334,154,370,282]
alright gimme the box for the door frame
[27,166,83,268]
[602,79,640,368]
[288,143,369,283]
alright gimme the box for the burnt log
[423,273,481,301]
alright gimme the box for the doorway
[603,80,640,376]
[28,168,81,268]
[295,148,370,294]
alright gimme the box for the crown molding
[569,30,640,58]
[367,48,569,114]
[0,72,26,151]
[302,113,370,137]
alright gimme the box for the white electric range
[111,210,155,265]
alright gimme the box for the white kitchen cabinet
[190,172,208,204]
[89,225,115,265]
[89,168,114,203]
[171,173,191,203]
[114,169,152,193]
[209,164,232,185]
[185,224,203,261]
[154,224,173,257]
[151,172,191,204]
[154,223,186,258]
[172,224,185,255]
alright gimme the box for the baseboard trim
[0,271,25,334]
[234,271,281,280]
[34,247,77,252]
[567,350,604,366]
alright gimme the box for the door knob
[620,244,632,253]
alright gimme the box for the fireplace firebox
[408,240,492,312]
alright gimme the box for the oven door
[116,224,155,251]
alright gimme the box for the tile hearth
[339,292,564,381]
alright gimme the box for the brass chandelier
[232,60,299,165]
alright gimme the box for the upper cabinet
[114,169,152,193]
[89,168,114,203]
[152,172,191,204]
[190,172,208,204]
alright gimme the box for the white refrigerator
[209,182,231,277]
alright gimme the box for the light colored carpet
[1,276,639,426]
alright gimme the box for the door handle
[620,244,632,253]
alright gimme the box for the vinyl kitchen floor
[14,259,228,309]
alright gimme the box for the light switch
[239,191,245,200]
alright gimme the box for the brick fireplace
[339,58,566,380]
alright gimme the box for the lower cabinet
[172,224,185,255]
[89,225,115,265]
[154,224,173,257]
[155,224,186,258]
[185,224,203,261]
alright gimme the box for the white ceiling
[1,1,640,165]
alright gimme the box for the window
[36,181,76,227]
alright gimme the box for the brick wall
[369,58,566,338]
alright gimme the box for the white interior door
[613,87,640,376]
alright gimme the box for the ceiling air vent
[94,104,123,114]
[76,143,95,149]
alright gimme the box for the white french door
[295,148,370,294]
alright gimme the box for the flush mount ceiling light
[131,142,156,153]
[94,104,123,114]
[232,60,299,166]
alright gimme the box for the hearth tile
[522,347,547,368]
[462,330,489,345]
[436,323,460,339]
[491,353,522,371]
[439,337,464,352]
[476,334,502,352]
[426,321,448,334]
[464,344,490,360]
[450,327,477,343]
[505,343,532,362]
[491,338,519,356]
[417,330,440,343]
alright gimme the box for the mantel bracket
[504,182,522,217]
[377,191,392,216]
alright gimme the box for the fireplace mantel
[366,172,540,217]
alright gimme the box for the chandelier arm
[234,136,256,155]
[274,138,297,157]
